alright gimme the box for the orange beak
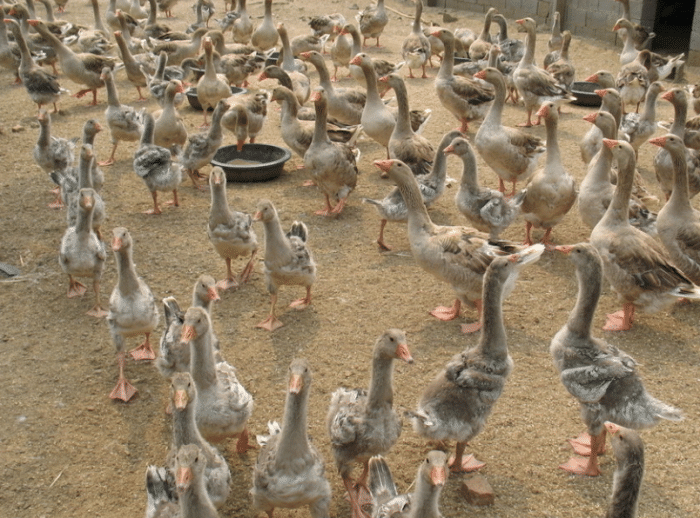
[473,69,486,80]
[237,139,245,152]
[173,389,188,410]
[661,90,675,102]
[309,91,321,102]
[535,104,549,118]
[443,144,455,155]
[373,159,394,174]
[431,466,447,486]
[299,51,311,60]
[554,244,574,254]
[252,211,262,221]
[395,342,413,364]
[258,71,268,81]
[594,89,607,98]
[288,374,303,394]
[602,138,618,149]
[180,325,196,343]
[584,73,599,83]
[648,135,667,148]
[582,112,597,123]
[176,466,193,492]
[612,23,621,31]
[349,55,362,66]
[111,237,123,251]
[208,287,220,302]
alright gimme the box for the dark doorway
[651,0,695,54]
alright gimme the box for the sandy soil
[1,1,699,517]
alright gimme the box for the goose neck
[566,257,601,337]
[275,387,311,464]
[477,266,508,358]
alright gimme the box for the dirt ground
[1,0,699,516]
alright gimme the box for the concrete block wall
[429,0,700,66]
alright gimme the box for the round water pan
[211,143,292,182]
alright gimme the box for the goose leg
[342,477,371,518]
[603,303,635,331]
[289,286,312,309]
[217,257,239,290]
[239,250,257,284]
[109,351,138,401]
[129,332,156,361]
[568,430,607,457]
[430,298,461,321]
[449,441,485,473]
[235,426,254,453]
[460,299,483,333]
[86,278,108,318]
[560,429,605,476]
[144,191,163,215]
[98,142,118,166]
[377,219,391,251]
[523,221,535,246]
[67,275,87,298]
[257,293,284,331]
[315,194,334,216]
[541,227,556,251]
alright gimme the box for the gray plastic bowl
[186,86,247,110]
[571,81,603,107]
[211,143,292,182]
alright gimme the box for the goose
[401,0,430,79]
[492,13,524,63]
[300,50,365,126]
[64,145,106,239]
[196,37,231,126]
[327,329,413,518]
[252,199,316,331]
[150,27,209,67]
[156,275,220,378]
[547,11,562,52]
[551,242,682,475]
[473,67,545,196]
[252,359,332,518]
[107,227,160,401]
[113,30,148,100]
[654,88,700,200]
[368,452,448,518]
[410,245,544,471]
[545,31,575,92]
[431,28,495,133]
[520,101,577,249]
[577,111,656,234]
[181,99,229,189]
[153,80,188,151]
[143,52,185,108]
[208,167,258,290]
[580,87,622,164]
[168,445,219,518]
[615,0,655,49]
[584,70,616,89]
[223,90,268,145]
[28,19,117,105]
[446,136,522,240]
[512,17,573,127]
[303,87,358,216]
[308,13,346,52]
[614,44,650,114]
[259,64,309,106]
[606,426,645,517]
[330,23,351,81]
[343,23,401,95]
[380,73,434,177]
[165,372,231,508]
[613,17,642,66]
[4,18,65,113]
[651,134,700,284]
[468,7,496,61]
[0,17,21,84]
[290,32,325,58]
[619,81,664,154]
[375,158,535,333]
[133,112,182,215]
[356,0,388,48]
[250,0,278,52]
[590,139,700,331]
[231,0,253,44]
[270,85,361,161]
[181,306,254,450]
[99,67,144,166]
[32,108,76,207]
[58,188,107,318]
[365,130,460,251]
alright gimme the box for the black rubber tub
[186,86,247,110]
[211,143,292,182]
[571,81,603,107]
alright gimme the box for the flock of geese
[6,0,699,515]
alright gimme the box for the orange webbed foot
[460,321,482,333]
[430,305,460,321]
[86,306,108,318]
[603,310,633,331]
[129,342,156,361]
[216,278,238,291]
[256,315,284,331]
[109,378,138,402]
[289,297,310,310]
[448,454,485,473]
[559,456,601,476]
[67,281,87,298]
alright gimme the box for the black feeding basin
[211,143,292,182]
[186,86,247,110]
[571,81,603,107]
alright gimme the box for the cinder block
[688,50,700,67]
[537,0,549,18]
[520,0,538,16]
[567,9,586,28]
